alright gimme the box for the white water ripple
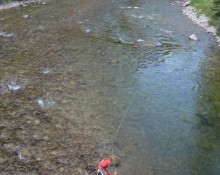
[0,31,14,37]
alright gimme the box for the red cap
[100,159,111,168]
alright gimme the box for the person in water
[96,159,118,175]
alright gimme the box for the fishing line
[111,87,138,168]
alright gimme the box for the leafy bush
[213,0,220,35]
[191,0,220,36]
[0,0,12,4]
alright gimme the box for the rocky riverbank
[181,1,220,46]
[0,0,45,10]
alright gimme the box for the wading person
[96,159,118,175]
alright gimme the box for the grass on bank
[190,0,220,35]
[191,0,213,16]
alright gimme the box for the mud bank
[181,1,220,46]
[0,0,45,10]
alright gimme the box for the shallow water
[0,0,220,174]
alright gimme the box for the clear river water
[0,0,220,174]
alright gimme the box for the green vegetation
[213,0,220,35]
[0,0,22,4]
[190,0,220,35]
[191,0,213,16]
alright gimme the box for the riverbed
[0,0,220,174]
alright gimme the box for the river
[0,0,220,174]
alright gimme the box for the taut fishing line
[111,88,138,169]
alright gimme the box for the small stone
[61,99,68,104]
[42,2,47,5]
[189,34,198,41]
[33,134,41,140]
[51,151,57,155]
[59,167,64,172]
[33,110,41,116]
[33,119,40,125]
[55,124,62,128]
[36,157,42,161]
[183,1,190,7]
[19,147,30,160]
[42,136,49,141]
[44,161,51,168]
[110,59,119,64]
[23,15,29,19]
[156,42,162,47]
[85,29,91,33]
[10,111,16,116]
[3,143,17,152]
[137,39,144,42]
[0,157,6,163]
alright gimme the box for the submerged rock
[133,39,156,47]
[8,82,21,91]
[110,59,119,64]
[33,119,40,125]
[59,167,64,172]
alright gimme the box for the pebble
[183,1,190,7]
[42,136,49,141]
[34,119,40,125]
[36,157,42,161]
[61,99,68,104]
[137,39,144,42]
[3,143,17,152]
[23,15,29,19]
[18,147,30,160]
[59,167,64,172]
[0,157,6,163]
[37,98,44,107]
[110,59,119,64]
[51,151,58,155]
[85,29,91,33]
